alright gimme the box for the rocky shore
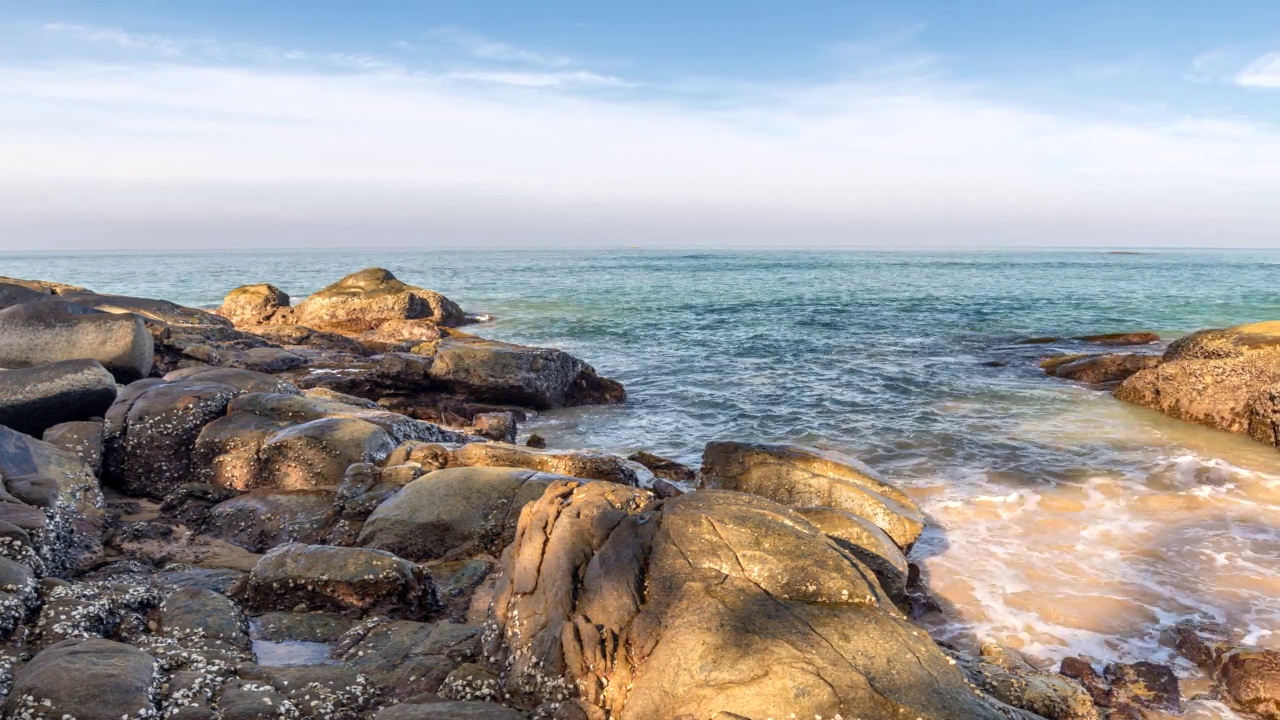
[1035,322,1280,450]
[0,269,1274,719]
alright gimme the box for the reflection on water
[6,248,1280,715]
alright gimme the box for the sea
[6,248,1279,714]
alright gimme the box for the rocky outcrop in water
[1115,321,1280,447]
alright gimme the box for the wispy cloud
[1236,53,1280,88]
[420,26,571,68]
[441,69,629,88]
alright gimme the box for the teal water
[6,248,1280,690]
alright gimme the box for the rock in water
[2,638,159,720]
[0,359,117,436]
[293,267,467,331]
[357,466,572,561]
[1041,353,1161,385]
[0,302,153,381]
[244,543,439,619]
[488,481,1016,720]
[428,337,625,408]
[699,441,926,549]
[1115,321,1280,446]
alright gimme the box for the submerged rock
[1172,627,1280,719]
[1041,353,1161,385]
[700,441,926,549]
[0,359,116,437]
[1074,332,1160,346]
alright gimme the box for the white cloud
[4,29,1280,248]
[421,26,571,68]
[1236,53,1280,88]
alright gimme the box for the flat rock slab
[0,359,116,437]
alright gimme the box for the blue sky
[2,1,1279,249]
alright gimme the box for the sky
[2,1,1280,250]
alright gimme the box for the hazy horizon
[4,1,1280,250]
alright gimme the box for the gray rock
[428,337,625,409]
[244,543,438,619]
[163,366,300,394]
[42,419,104,476]
[0,360,116,437]
[0,302,153,381]
[0,426,104,574]
[201,490,336,552]
[358,467,567,562]
[157,586,251,649]
[376,701,526,720]
[103,379,240,499]
[2,638,158,720]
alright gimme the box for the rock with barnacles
[199,489,336,552]
[156,586,252,650]
[102,378,242,499]
[42,419,105,477]
[2,637,160,720]
[0,425,105,575]
[699,441,926,549]
[375,700,527,719]
[487,480,1020,720]
[243,543,439,620]
[357,466,574,562]
[334,618,482,700]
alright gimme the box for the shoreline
[0,267,1275,718]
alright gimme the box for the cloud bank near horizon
[4,22,1280,250]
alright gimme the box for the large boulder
[53,287,233,330]
[226,392,468,445]
[102,379,241,498]
[700,441,926,549]
[488,482,1016,719]
[243,543,438,619]
[1116,321,1280,446]
[358,467,570,561]
[218,283,292,325]
[428,337,625,409]
[292,268,467,332]
[0,301,153,381]
[795,505,910,603]
[2,638,158,720]
[0,359,117,437]
[163,366,299,394]
[450,442,651,486]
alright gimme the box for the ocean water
[6,248,1280,699]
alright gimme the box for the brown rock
[218,284,291,325]
[1041,353,1161,385]
[699,441,925,549]
[243,543,438,619]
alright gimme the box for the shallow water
[7,248,1280,702]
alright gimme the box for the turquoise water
[6,248,1280,686]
